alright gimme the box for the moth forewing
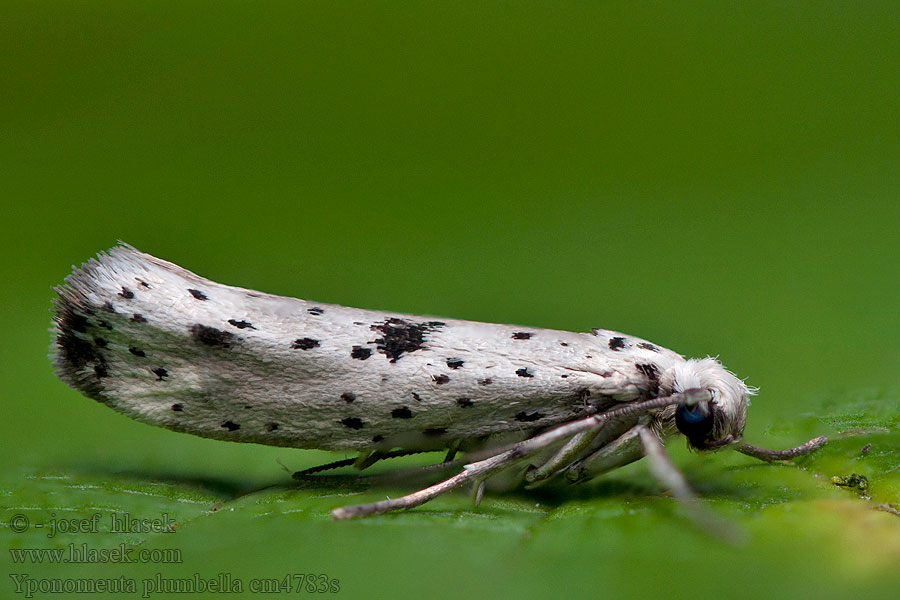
[51,245,827,525]
[51,245,668,452]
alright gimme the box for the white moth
[51,245,825,524]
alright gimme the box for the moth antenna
[275,457,292,475]
[735,436,827,462]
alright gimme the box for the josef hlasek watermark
[7,512,176,538]
[6,510,341,596]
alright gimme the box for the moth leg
[735,436,827,462]
[331,391,709,519]
[332,427,591,519]
[563,425,645,484]
[332,422,597,518]
[294,449,432,478]
[293,457,357,477]
[636,425,743,543]
[355,448,436,470]
[473,481,486,507]
[443,440,461,463]
[331,447,532,519]
[354,451,376,470]
[635,425,698,504]
[525,429,603,485]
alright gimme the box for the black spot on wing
[93,364,108,378]
[228,319,256,330]
[97,320,113,330]
[56,315,101,375]
[479,378,493,386]
[118,287,134,299]
[515,411,544,422]
[171,403,183,412]
[512,332,533,340]
[608,337,627,351]
[151,367,168,380]
[351,346,372,360]
[188,288,208,300]
[636,363,659,380]
[423,427,447,437]
[190,324,234,348]
[341,392,356,403]
[307,307,325,315]
[433,374,450,385]
[291,337,319,350]
[370,318,445,362]
[136,278,150,288]
[372,435,385,443]
[102,302,116,313]
[391,407,413,419]
[265,422,279,432]
[221,420,240,431]
[131,313,147,323]
[636,363,660,396]
[412,392,423,402]
[516,368,534,378]
[456,398,473,408]
[446,359,464,369]
[341,417,364,430]
[93,337,108,347]
[128,347,146,357]
[66,313,89,333]
[638,342,659,352]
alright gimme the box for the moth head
[661,358,751,451]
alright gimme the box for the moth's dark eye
[675,402,715,447]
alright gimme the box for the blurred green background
[3,2,900,599]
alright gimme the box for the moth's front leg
[563,424,645,483]
[525,417,637,486]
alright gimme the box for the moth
[51,245,826,523]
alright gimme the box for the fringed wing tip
[48,244,138,402]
